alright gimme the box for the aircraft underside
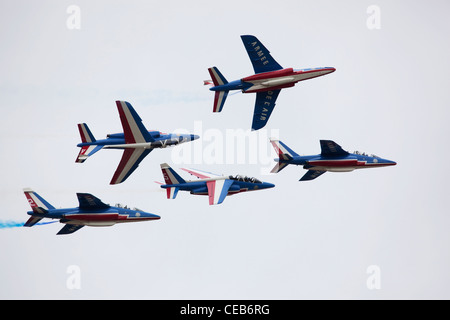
[242,68,334,93]
[310,163,394,172]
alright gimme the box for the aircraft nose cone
[191,134,200,141]
[137,212,161,220]
[387,160,397,166]
[378,158,396,166]
[262,182,275,189]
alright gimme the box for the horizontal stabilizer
[166,187,179,199]
[300,170,326,181]
[208,67,229,113]
[23,216,43,227]
[76,145,104,163]
[57,224,85,235]
[212,90,229,113]
[270,161,289,174]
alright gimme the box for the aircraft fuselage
[210,67,336,93]
[77,132,199,150]
[26,206,160,227]
[277,153,397,173]
[161,179,275,196]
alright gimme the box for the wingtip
[115,100,132,109]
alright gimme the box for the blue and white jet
[206,35,335,130]
[270,139,396,181]
[76,101,199,184]
[23,188,160,235]
[158,163,275,205]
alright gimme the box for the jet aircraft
[206,35,335,130]
[158,163,275,205]
[23,188,160,235]
[270,139,396,181]
[76,101,199,184]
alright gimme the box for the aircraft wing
[57,224,85,235]
[76,193,110,210]
[241,35,283,74]
[251,89,281,131]
[320,140,349,157]
[300,170,326,181]
[181,167,221,179]
[206,179,234,205]
[116,100,154,143]
[110,149,152,184]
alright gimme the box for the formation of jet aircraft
[23,34,396,235]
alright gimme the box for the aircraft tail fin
[76,123,103,163]
[78,123,96,143]
[23,188,54,227]
[208,67,228,86]
[160,163,186,185]
[270,139,299,160]
[208,67,229,113]
[269,139,300,173]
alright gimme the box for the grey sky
[1,0,450,299]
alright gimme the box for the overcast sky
[1,0,450,299]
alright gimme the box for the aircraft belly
[310,160,384,172]
[105,142,152,149]
[260,76,295,87]
[63,220,116,227]
[292,71,326,82]
[64,213,121,222]
[115,216,159,224]
[324,167,355,172]
[244,77,295,92]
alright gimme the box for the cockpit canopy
[115,203,143,212]
[353,151,380,158]
[228,175,262,184]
